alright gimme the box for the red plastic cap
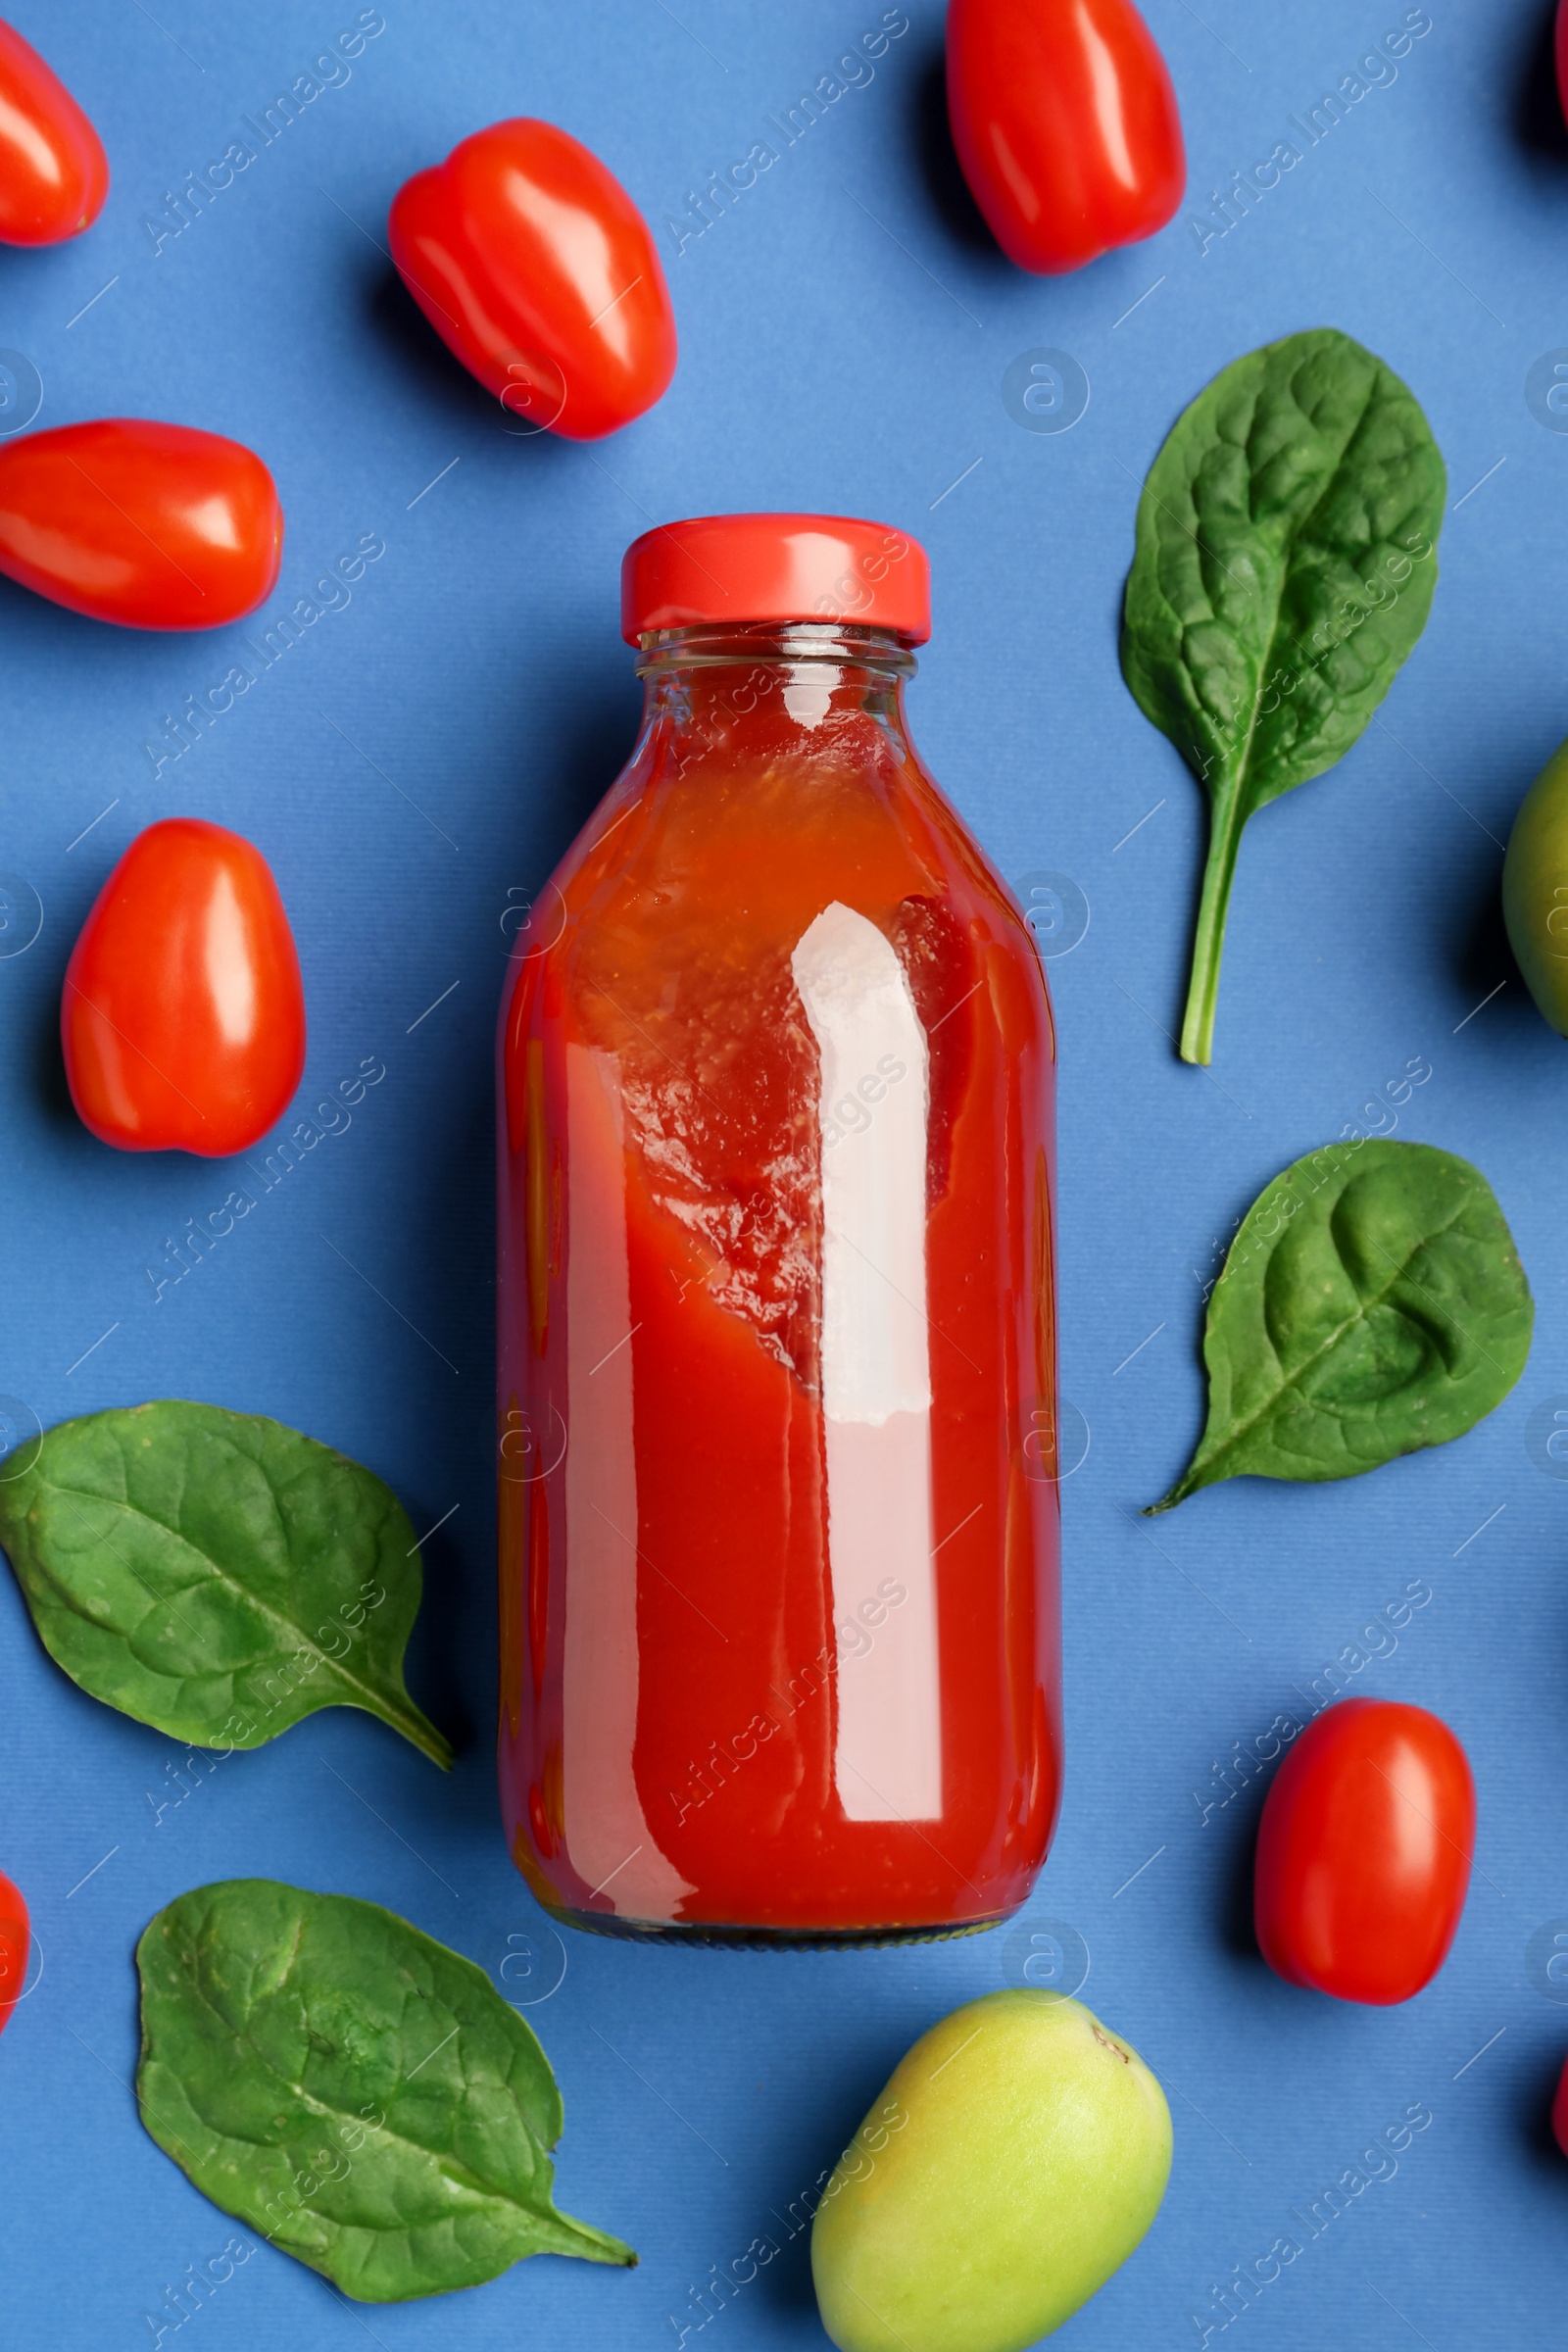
[621,513,931,645]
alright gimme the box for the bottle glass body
[497,623,1060,1943]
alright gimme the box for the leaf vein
[1193,1193,1474,1481]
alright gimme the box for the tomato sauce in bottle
[498,514,1060,1941]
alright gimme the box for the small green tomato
[1503,733,1568,1036]
[810,1989,1171,2352]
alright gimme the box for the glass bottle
[498,514,1059,1944]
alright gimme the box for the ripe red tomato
[389,118,677,440]
[0,418,282,630]
[0,18,107,244]
[1554,2055,1568,2160]
[1557,0,1568,131]
[0,1871,27,2039]
[63,819,306,1157]
[946,0,1185,273]
[1254,1698,1474,2005]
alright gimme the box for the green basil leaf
[0,1401,451,1767]
[136,1880,635,2301]
[1120,327,1446,1062]
[1149,1140,1532,1512]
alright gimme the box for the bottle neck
[635,622,917,744]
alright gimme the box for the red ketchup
[498,514,1060,1941]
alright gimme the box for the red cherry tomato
[1554,2055,1568,2159]
[0,1871,27,2039]
[389,118,677,440]
[946,0,1185,273]
[1557,0,1568,130]
[0,418,282,630]
[63,819,306,1157]
[0,18,107,244]
[1254,1698,1474,2005]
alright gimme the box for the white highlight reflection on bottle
[560,1044,694,1918]
[792,903,942,1822]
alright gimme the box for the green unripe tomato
[810,1989,1172,2352]
[1503,734,1568,1036]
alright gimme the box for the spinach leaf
[1120,328,1446,1062]
[1150,1140,1532,1512]
[136,1880,634,2301]
[0,1401,451,1766]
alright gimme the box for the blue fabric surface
[0,1,1564,2343]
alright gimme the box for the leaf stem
[552,2210,639,2267]
[1180,793,1245,1065]
[372,1696,454,1772]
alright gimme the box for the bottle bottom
[543,1904,1016,1950]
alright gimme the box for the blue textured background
[1,1,1565,2343]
